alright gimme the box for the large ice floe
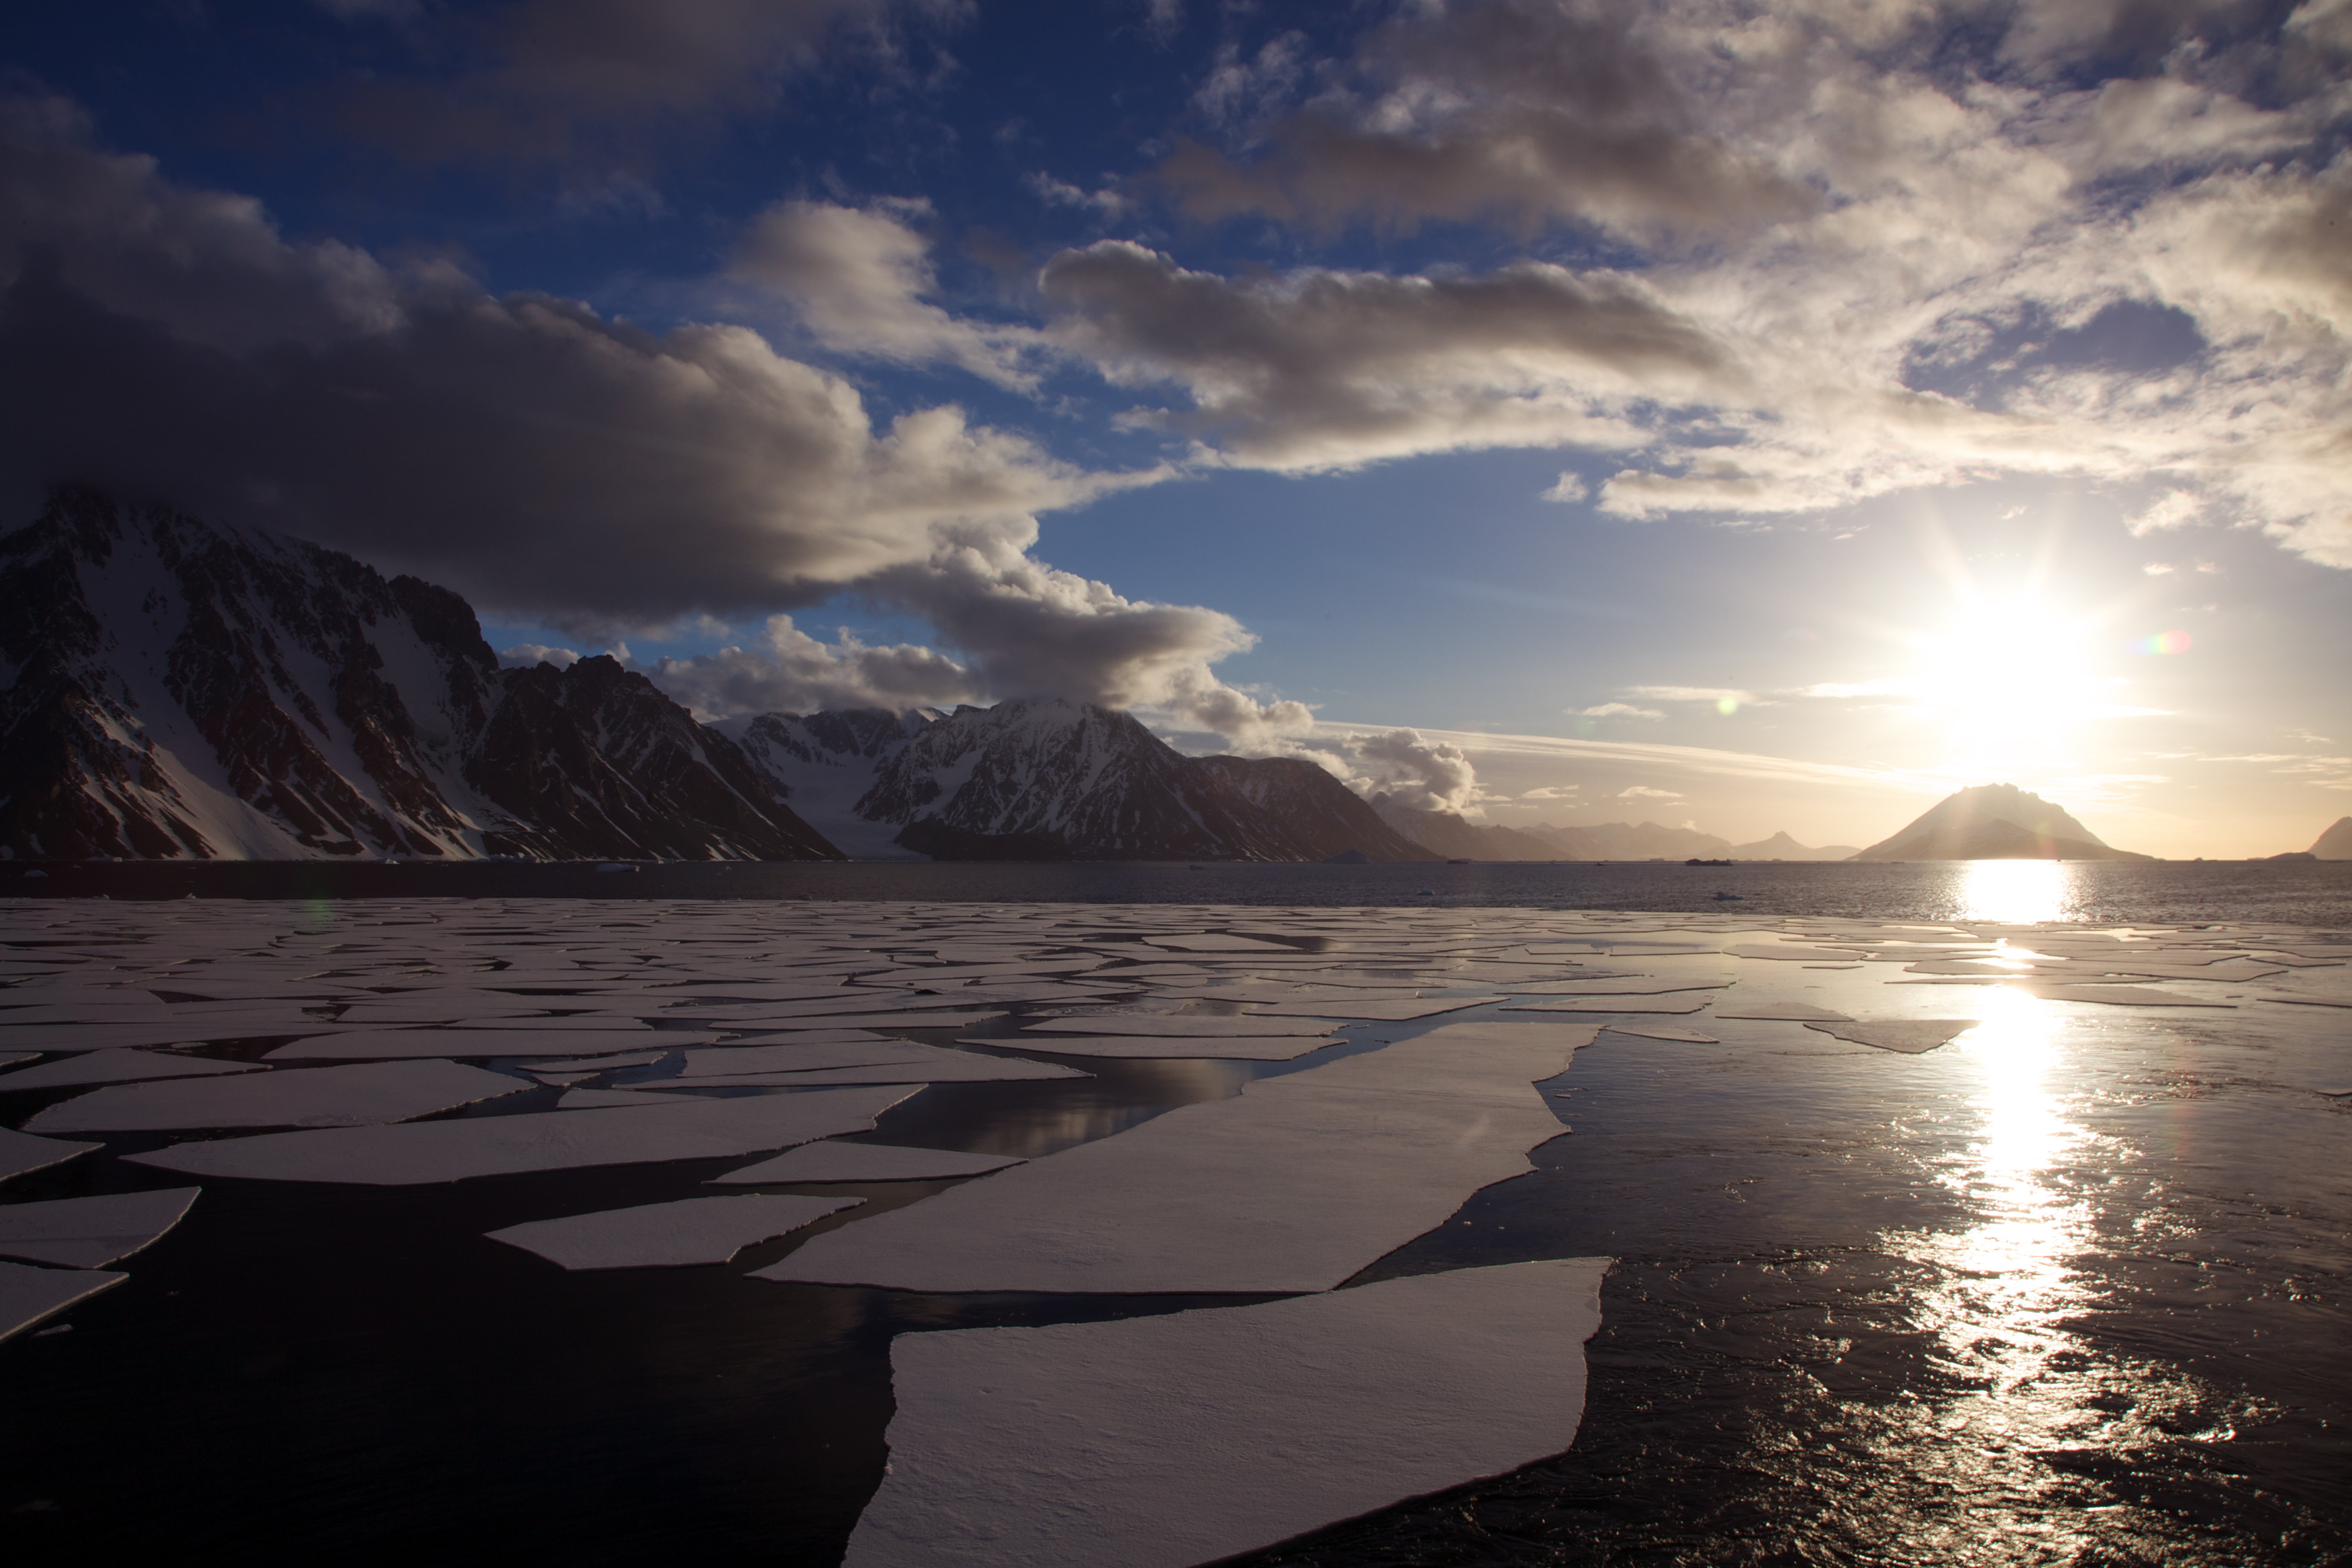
[761,1020,1590,1294]
[845,1258,1610,1568]
[486,1194,859,1269]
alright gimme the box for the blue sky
[4,0,2348,854]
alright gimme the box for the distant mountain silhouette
[1369,796,1562,860]
[2310,817,2352,860]
[1725,831,1859,861]
[1850,784,2151,862]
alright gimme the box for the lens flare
[2131,629,2192,655]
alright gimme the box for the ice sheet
[761,1021,1590,1295]
[1241,997,1499,1021]
[1713,1002,1854,1021]
[264,1029,728,1059]
[0,1049,267,1091]
[1021,1016,1336,1038]
[844,1258,1610,1568]
[485,1194,859,1269]
[1502,998,1712,1015]
[124,1085,916,1184]
[0,1260,126,1344]
[643,1054,1086,1087]
[0,1126,101,1184]
[0,1187,201,1267]
[26,1059,529,1132]
[990,1035,1342,1060]
[1802,1019,1980,1054]
[711,1143,1025,1185]
[525,1049,675,1073]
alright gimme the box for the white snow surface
[844,1258,1611,1568]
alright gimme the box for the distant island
[1850,784,2151,862]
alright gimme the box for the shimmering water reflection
[1956,858,2074,925]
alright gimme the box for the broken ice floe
[264,1028,728,1059]
[1020,1016,1335,1039]
[761,1021,1591,1295]
[1802,1019,1980,1054]
[844,1257,1610,1568]
[711,1142,1024,1185]
[485,1193,859,1269]
[981,1035,1341,1060]
[26,1059,528,1132]
[0,1125,102,1184]
[0,1187,201,1268]
[123,1085,915,1184]
[0,1260,126,1344]
[0,1048,267,1091]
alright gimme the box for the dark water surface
[3,871,2348,1566]
[8,856,2351,928]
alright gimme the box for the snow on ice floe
[758,1021,1593,1296]
[988,1035,1342,1060]
[646,1057,1087,1088]
[844,1257,1611,1568]
[712,1142,1024,1185]
[485,1193,859,1270]
[0,1048,267,1091]
[1597,1025,1722,1044]
[0,1126,101,1184]
[0,1260,126,1344]
[0,1019,343,1053]
[264,1028,729,1059]
[1802,1019,1981,1054]
[0,1187,200,1268]
[722,1011,1008,1034]
[555,1086,691,1108]
[26,1060,528,1132]
[524,1049,675,1073]
[123,1085,916,1184]
[1713,1002,1854,1022]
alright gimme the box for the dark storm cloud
[1038,238,1739,470]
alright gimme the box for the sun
[1907,593,2107,768]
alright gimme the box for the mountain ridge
[1851,783,2150,862]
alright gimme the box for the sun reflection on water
[1954,858,2076,925]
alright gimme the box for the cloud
[1625,685,1760,705]
[499,643,582,668]
[1022,172,1129,220]
[1350,728,1478,813]
[1617,785,1682,800]
[332,0,953,180]
[1520,784,1579,800]
[1576,702,1664,719]
[644,615,982,718]
[1155,0,1816,245]
[1541,472,1590,503]
[1039,240,1733,471]
[2129,489,2205,536]
[730,198,1039,386]
[0,94,1302,746]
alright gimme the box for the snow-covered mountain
[1850,784,2150,862]
[0,490,841,861]
[735,697,1434,861]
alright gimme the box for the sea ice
[0,1127,104,1183]
[1240,997,1499,1021]
[1802,1019,1980,1054]
[0,1187,201,1267]
[1021,1015,1337,1038]
[1502,998,1712,1015]
[0,1049,267,1091]
[0,1260,126,1344]
[124,1085,916,1184]
[646,1055,1087,1087]
[524,1049,675,1073]
[985,1035,1342,1060]
[1597,1025,1722,1044]
[264,1029,728,1059]
[760,1021,1589,1295]
[555,1087,689,1108]
[843,1257,1610,1568]
[711,1143,1025,1185]
[485,1193,859,1269]
[26,1059,528,1132]
[1712,1002,1854,1022]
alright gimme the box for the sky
[3,0,2348,857]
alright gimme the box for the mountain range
[1,493,2180,867]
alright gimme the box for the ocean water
[9,856,2352,928]
[2,875,2346,1566]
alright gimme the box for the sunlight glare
[1956,858,2071,924]
[1910,593,2106,769]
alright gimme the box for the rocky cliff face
[744,696,1434,861]
[0,490,840,861]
